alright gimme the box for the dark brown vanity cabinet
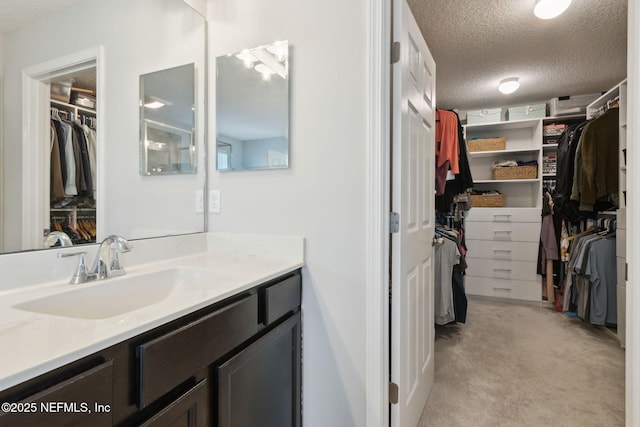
[0,270,302,427]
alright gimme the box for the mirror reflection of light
[255,63,275,81]
[144,100,165,109]
[235,49,256,69]
[266,41,288,62]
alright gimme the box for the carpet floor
[418,297,625,427]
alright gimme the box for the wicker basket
[470,194,505,207]
[492,165,537,180]
[467,137,506,152]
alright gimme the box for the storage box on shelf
[492,165,537,180]
[507,103,546,121]
[467,137,506,152]
[470,193,505,208]
[550,93,600,116]
[466,108,503,124]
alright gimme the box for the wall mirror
[216,41,289,171]
[140,63,196,175]
[0,0,206,254]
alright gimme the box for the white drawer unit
[465,206,541,302]
[465,276,541,302]
[465,221,541,242]
[465,240,539,262]
[465,208,540,223]
[465,258,538,282]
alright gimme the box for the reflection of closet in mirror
[48,68,97,246]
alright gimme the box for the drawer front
[465,240,539,261]
[465,221,541,242]
[465,208,540,223]
[466,276,540,301]
[262,274,301,325]
[0,361,113,427]
[137,293,259,409]
[466,258,538,282]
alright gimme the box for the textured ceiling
[0,0,85,34]
[407,0,628,111]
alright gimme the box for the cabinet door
[139,380,208,427]
[217,313,301,427]
[0,361,113,427]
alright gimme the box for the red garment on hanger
[435,109,460,174]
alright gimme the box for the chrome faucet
[88,235,132,280]
[44,231,73,248]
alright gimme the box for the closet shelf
[463,118,540,132]
[542,144,558,149]
[51,99,96,116]
[474,178,540,184]
[469,148,539,158]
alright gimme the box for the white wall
[1,0,206,251]
[208,0,370,425]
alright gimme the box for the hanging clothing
[435,109,460,174]
[578,107,619,211]
[434,237,460,325]
[50,121,66,199]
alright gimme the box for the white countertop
[0,233,304,391]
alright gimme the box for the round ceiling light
[498,77,520,94]
[534,0,572,20]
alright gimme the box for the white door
[390,1,436,426]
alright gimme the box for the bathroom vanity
[0,233,303,427]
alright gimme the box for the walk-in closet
[48,68,97,247]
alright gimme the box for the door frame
[21,46,104,250]
[626,1,639,425]
[365,1,639,427]
[365,0,391,425]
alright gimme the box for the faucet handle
[58,251,89,284]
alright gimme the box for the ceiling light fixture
[498,77,520,94]
[534,0,572,20]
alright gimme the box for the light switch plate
[209,190,220,213]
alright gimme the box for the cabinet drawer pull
[494,268,512,272]
[493,230,512,234]
[493,214,512,221]
[493,287,512,292]
[493,249,512,254]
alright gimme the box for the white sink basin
[13,268,228,320]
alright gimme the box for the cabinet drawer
[466,276,540,301]
[0,361,113,427]
[139,379,208,427]
[465,208,540,223]
[466,258,538,282]
[262,274,301,325]
[465,222,541,242]
[465,240,539,261]
[137,293,259,409]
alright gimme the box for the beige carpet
[419,297,625,427]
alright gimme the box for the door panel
[391,1,436,426]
